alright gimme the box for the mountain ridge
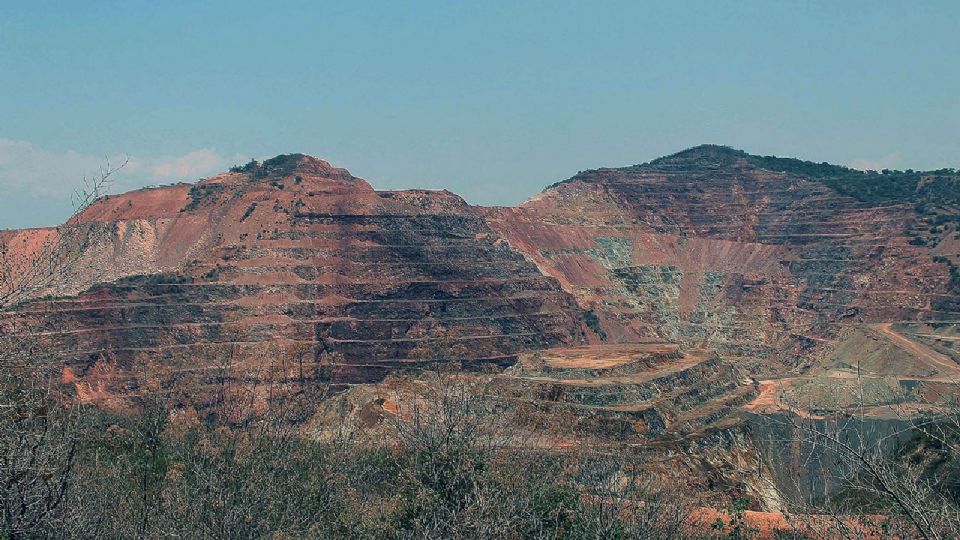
[5,143,960,507]
[9,144,955,233]
[3,144,959,414]
[548,144,958,204]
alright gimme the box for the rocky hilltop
[4,145,960,501]
[3,154,592,404]
[487,146,959,372]
[487,147,960,432]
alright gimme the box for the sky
[1,1,958,228]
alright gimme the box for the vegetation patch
[240,202,257,222]
[182,183,227,212]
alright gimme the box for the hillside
[4,145,960,509]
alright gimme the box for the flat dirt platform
[523,343,681,370]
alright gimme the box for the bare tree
[753,370,960,539]
[0,159,124,309]
[385,368,694,539]
[0,160,122,539]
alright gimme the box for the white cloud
[0,138,114,197]
[0,138,248,228]
[0,138,245,198]
[144,148,241,178]
[849,153,900,172]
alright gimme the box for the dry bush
[754,377,960,539]
[1,161,864,539]
[383,369,694,540]
[0,162,122,539]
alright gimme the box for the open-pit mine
[4,144,960,512]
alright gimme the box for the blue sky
[1,1,958,228]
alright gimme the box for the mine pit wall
[0,197,229,303]
[484,167,953,375]
[6,151,959,440]
[5,185,596,406]
[747,412,913,508]
[483,214,806,370]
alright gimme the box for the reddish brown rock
[4,154,591,406]
[5,146,960,430]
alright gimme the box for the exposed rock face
[475,145,960,503]
[7,145,960,507]
[4,154,591,403]
[4,146,960,447]
[485,146,956,377]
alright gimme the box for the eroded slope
[485,145,958,382]
[5,155,591,406]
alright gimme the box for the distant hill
[4,145,960,505]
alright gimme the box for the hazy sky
[1,1,958,228]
